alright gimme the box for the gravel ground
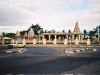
[0,46,100,74]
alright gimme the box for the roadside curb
[0,48,26,53]
[65,47,98,55]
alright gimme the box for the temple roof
[3,37,12,39]
[42,32,82,35]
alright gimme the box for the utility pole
[98,25,99,42]
[70,33,72,51]
[39,31,40,44]
[38,30,41,44]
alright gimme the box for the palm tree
[93,25,100,37]
[51,29,56,33]
[20,30,27,36]
[68,29,71,33]
[83,29,88,39]
[1,32,6,37]
[88,30,95,39]
[63,30,65,33]
[93,26,98,33]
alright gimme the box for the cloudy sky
[0,0,100,33]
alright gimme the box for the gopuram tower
[72,21,82,42]
[73,21,81,33]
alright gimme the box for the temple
[13,22,84,44]
[1,22,99,45]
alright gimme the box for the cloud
[88,0,100,8]
[0,26,29,33]
[0,4,30,26]
[0,0,100,33]
[71,0,86,6]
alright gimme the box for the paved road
[0,46,100,74]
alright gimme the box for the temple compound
[13,21,87,45]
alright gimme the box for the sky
[0,0,100,34]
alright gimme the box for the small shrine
[16,30,20,36]
[15,30,21,41]
[28,27,35,40]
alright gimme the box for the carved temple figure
[74,21,81,33]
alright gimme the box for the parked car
[8,43,26,48]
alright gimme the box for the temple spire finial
[76,21,78,26]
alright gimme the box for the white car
[8,43,26,48]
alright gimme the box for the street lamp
[38,29,42,44]
[98,25,99,42]
[69,33,72,51]
[0,31,1,36]
[12,39,14,50]
[65,33,73,53]
[38,30,40,44]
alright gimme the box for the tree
[51,29,56,33]
[48,31,51,33]
[93,26,99,33]
[40,30,44,34]
[88,30,95,39]
[68,30,71,33]
[63,30,65,33]
[44,30,48,33]
[27,23,43,35]
[83,29,88,39]
[1,32,6,37]
[93,25,100,37]
[20,30,27,36]
[1,32,15,38]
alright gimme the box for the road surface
[0,46,100,74]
